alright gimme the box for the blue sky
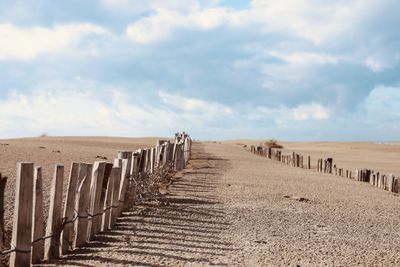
[0,0,399,141]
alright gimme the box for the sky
[0,0,399,141]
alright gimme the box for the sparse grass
[263,139,283,149]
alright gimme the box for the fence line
[0,132,192,266]
[249,144,399,194]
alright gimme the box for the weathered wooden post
[10,163,34,267]
[61,163,79,255]
[166,143,174,164]
[393,177,400,193]
[88,161,106,241]
[74,163,92,248]
[118,159,130,213]
[110,166,122,228]
[31,167,44,264]
[45,164,64,260]
[146,148,152,171]
[150,148,156,173]
[102,165,114,232]
[376,172,381,187]
[388,174,395,192]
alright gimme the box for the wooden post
[61,162,79,255]
[393,177,400,193]
[149,148,154,173]
[74,163,92,248]
[383,175,388,190]
[0,173,7,261]
[166,143,174,163]
[370,172,375,185]
[101,164,114,232]
[142,149,149,172]
[172,143,178,163]
[388,174,395,192]
[118,159,130,213]
[307,156,311,169]
[45,164,64,260]
[88,161,106,241]
[10,163,34,267]
[31,167,44,264]
[376,172,381,187]
[110,166,122,229]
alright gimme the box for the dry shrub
[134,162,175,204]
[263,139,283,149]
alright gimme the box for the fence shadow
[48,142,234,266]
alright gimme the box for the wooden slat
[166,143,174,164]
[44,164,64,260]
[102,166,114,232]
[119,159,130,212]
[31,167,44,264]
[151,148,156,173]
[88,161,106,241]
[110,166,122,228]
[74,163,92,248]
[61,162,79,254]
[10,162,34,267]
[146,148,151,171]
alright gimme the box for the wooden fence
[0,132,192,267]
[250,144,400,193]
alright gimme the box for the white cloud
[269,51,340,65]
[126,7,244,43]
[363,86,400,121]
[246,102,330,129]
[364,57,386,72]
[125,0,374,44]
[0,23,108,60]
[0,86,183,138]
[102,0,203,15]
[292,102,330,121]
[159,91,233,116]
[0,86,234,138]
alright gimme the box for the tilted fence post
[10,163,34,267]
[31,167,44,264]
[45,164,64,260]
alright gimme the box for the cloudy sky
[0,0,399,141]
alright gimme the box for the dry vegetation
[134,163,175,205]
[262,139,283,149]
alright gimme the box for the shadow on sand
[45,142,234,266]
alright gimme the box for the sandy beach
[1,140,394,266]
[0,136,164,236]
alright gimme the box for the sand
[0,136,164,237]
[227,140,400,177]
[31,141,400,266]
